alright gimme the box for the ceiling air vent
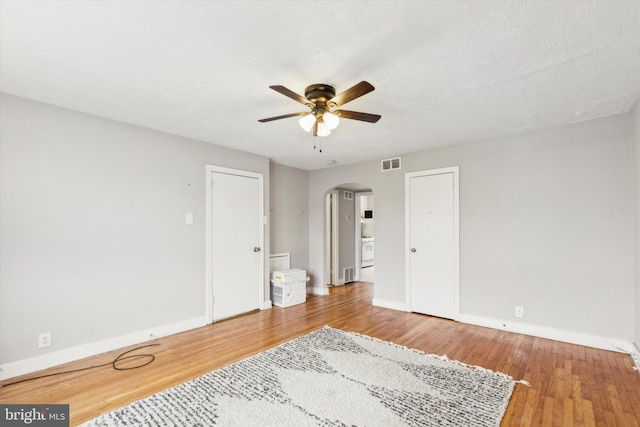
[381,157,401,172]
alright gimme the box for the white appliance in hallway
[361,237,374,268]
[271,269,308,307]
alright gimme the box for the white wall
[0,93,271,366]
[269,162,309,269]
[309,114,635,345]
[633,101,640,349]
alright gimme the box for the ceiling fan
[258,81,381,138]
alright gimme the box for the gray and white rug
[81,326,518,426]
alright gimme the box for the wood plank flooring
[1,282,639,426]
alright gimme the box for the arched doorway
[324,184,375,288]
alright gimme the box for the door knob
[410,248,416,252]
[253,247,261,252]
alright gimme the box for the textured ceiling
[1,1,639,170]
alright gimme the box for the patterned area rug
[81,326,518,426]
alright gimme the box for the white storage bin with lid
[271,268,308,308]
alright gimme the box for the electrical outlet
[38,332,52,348]
[515,306,524,318]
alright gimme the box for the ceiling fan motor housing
[304,84,336,111]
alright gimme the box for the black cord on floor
[0,343,161,388]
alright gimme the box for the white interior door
[406,167,459,319]
[207,166,263,322]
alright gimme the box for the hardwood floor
[1,282,639,426]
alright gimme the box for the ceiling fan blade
[330,81,375,107]
[269,85,310,106]
[335,109,381,123]
[258,112,307,123]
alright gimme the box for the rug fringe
[327,325,531,386]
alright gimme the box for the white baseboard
[309,285,329,296]
[261,299,273,309]
[457,313,636,354]
[0,316,207,381]
[630,343,640,372]
[365,302,638,357]
[372,298,408,312]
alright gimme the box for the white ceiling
[1,1,639,171]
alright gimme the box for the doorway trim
[324,190,339,288]
[205,164,265,324]
[404,166,460,318]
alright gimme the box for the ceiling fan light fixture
[317,121,331,137]
[298,113,316,132]
[260,81,380,142]
[323,111,340,130]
